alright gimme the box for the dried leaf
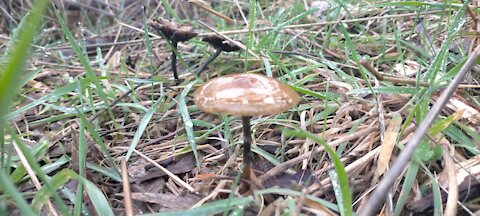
[446,98,480,124]
[375,112,402,177]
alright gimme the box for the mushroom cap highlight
[194,73,300,116]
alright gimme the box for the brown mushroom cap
[150,18,198,42]
[194,73,300,116]
[202,35,241,52]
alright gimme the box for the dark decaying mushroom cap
[202,35,241,52]
[194,73,300,116]
[150,18,198,42]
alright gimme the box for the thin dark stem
[241,116,252,181]
[171,41,179,85]
[197,49,222,75]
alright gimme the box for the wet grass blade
[283,129,353,216]
[339,24,375,97]
[179,80,200,167]
[6,76,97,120]
[6,125,70,215]
[125,96,165,161]
[53,6,118,128]
[145,197,253,216]
[0,170,36,215]
[32,169,114,216]
[425,2,467,84]
[77,110,121,177]
[75,119,87,216]
[81,176,115,216]
[394,162,419,215]
[0,0,50,170]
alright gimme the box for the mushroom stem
[171,41,180,85]
[197,49,222,75]
[241,116,252,181]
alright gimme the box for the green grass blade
[289,85,342,101]
[252,145,281,166]
[329,169,347,214]
[283,129,352,216]
[77,110,121,177]
[0,169,36,216]
[7,76,97,120]
[425,1,468,83]
[143,197,253,216]
[53,6,118,128]
[75,120,87,216]
[380,1,465,10]
[125,96,165,161]
[348,86,419,95]
[0,0,49,171]
[428,170,442,216]
[178,80,200,167]
[453,123,480,154]
[31,169,114,216]
[31,169,75,212]
[394,162,419,215]
[159,0,180,21]
[86,162,122,182]
[10,140,51,183]
[6,125,70,215]
[81,176,115,216]
[339,24,375,98]
[429,111,463,137]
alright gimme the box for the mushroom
[197,35,242,74]
[150,18,198,84]
[193,73,300,181]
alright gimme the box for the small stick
[132,149,195,192]
[12,141,58,216]
[121,158,133,216]
[189,0,234,24]
[360,60,429,87]
[463,0,478,24]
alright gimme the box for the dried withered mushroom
[197,34,242,74]
[194,73,300,181]
[150,18,198,84]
